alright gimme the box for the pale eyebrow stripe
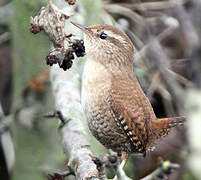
[106,31,125,42]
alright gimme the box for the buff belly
[81,59,132,153]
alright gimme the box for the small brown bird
[71,22,185,159]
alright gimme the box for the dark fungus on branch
[91,154,119,174]
[46,40,85,71]
[66,0,77,5]
[30,18,42,34]
[92,156,104,172]
[72,39,85,57]
[58,50,74,70]
[30,0,85,71]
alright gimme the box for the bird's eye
[100,33,107,39]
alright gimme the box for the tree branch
[50,64,101,179]
[141,158,180,180]
[30,0,104,179]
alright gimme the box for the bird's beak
[71,21,88,33]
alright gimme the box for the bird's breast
[81,58,130,152]
[81,58,112,111]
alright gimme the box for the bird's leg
[120,152,129,169]
[113,152,132,180]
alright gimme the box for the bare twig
[170,0,200,55]
[135,25,178,64]
[0,2,12,25]
[44,110,69,125]
[115,0,189,11]
[0,104,13,134]
[0,32,11,45]
[0,104,15,172]
[141,158,180,180]
[104,3,144,25]
[146,72,160,99]
[146,38,184,113]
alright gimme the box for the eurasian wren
[72,22,185,157]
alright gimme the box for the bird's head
[71,22,134,69]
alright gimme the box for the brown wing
[109,73,155,154]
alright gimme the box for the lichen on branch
[30,0,85,71]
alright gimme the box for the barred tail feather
[167,116,185,127]
[152,116,185,139]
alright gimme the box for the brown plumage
[72,22,185,157]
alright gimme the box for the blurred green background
[0,0,201,179]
